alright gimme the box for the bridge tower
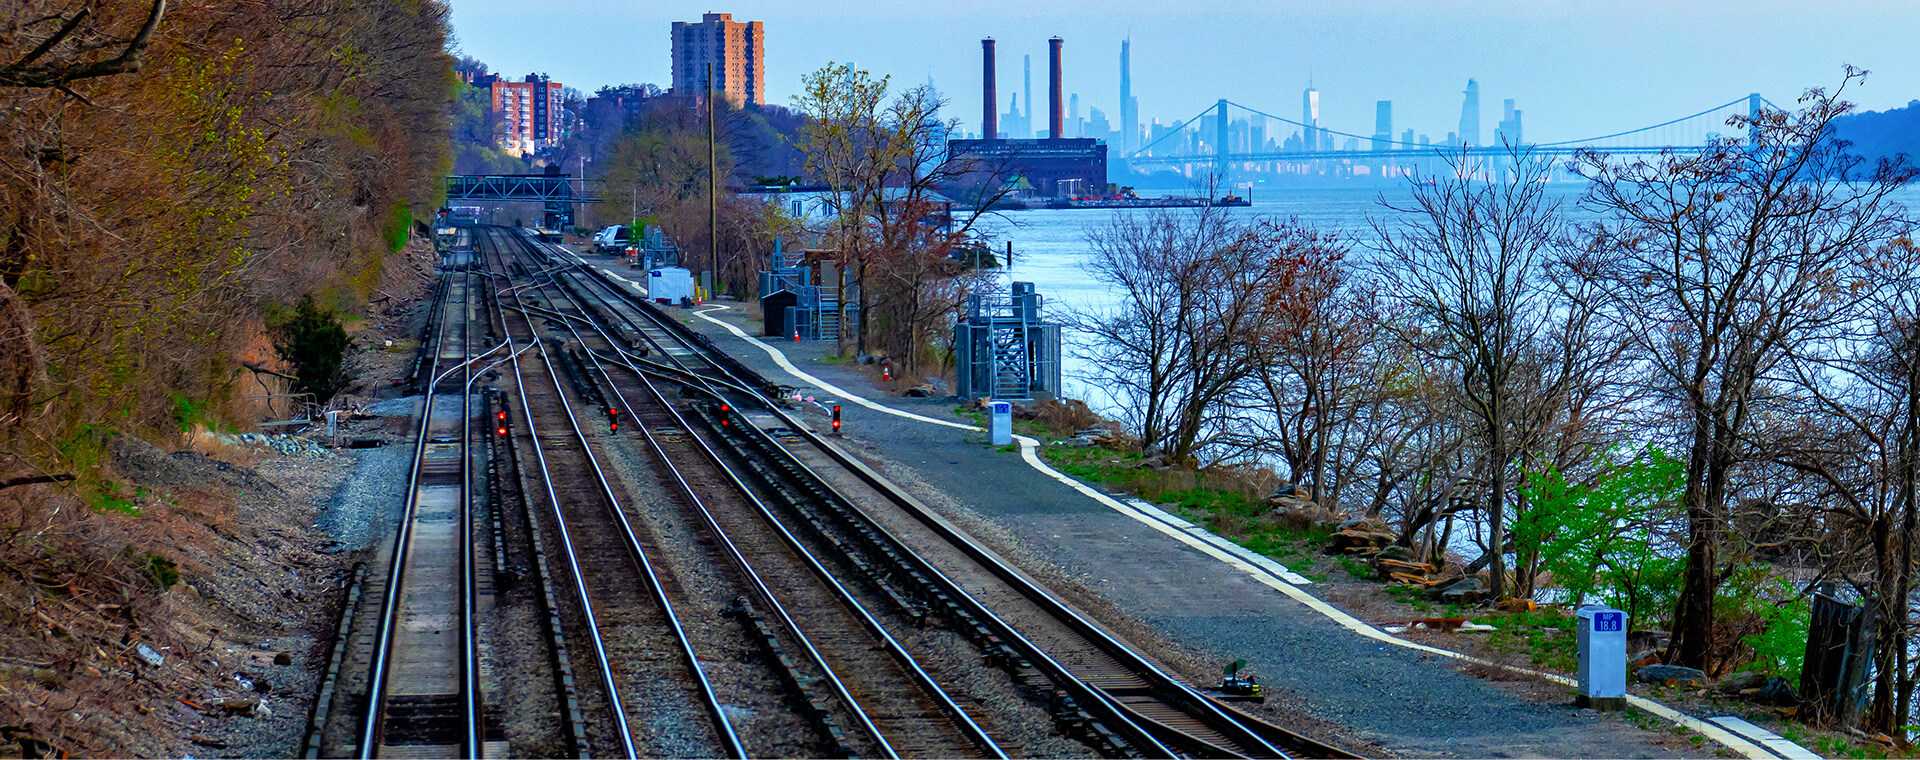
[1214,99,1228,183]
[1747,92,1763,146]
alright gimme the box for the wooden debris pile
[1323,517,1452,587]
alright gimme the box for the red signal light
[719,403,730,413]
[496,425,508,437]
[831,404,842,434]
[609,421,619,433]
[496,409,507,422]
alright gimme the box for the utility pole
[707,62,719,299]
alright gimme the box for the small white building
[647,267,694,304]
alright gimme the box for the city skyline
[449,1,1920,146]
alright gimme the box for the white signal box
[1577,605,1628,710]
[989,401,1012,446]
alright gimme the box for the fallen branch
[0,473,74,491]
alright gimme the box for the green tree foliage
[1513,448,1686,625]
[450,80,525,174]
[273,298,350,403]
[1717,566,1809,682]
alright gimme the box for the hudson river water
[974,183,1920,406]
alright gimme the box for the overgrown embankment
[0,2,456,754]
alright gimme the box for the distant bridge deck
[1126,144,1705,167]
[445,174,602,203]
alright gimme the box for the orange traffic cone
[792,328,800,342]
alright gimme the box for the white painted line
[686,302,977,432]
[1708,716,1822,760]
[1120,497,1317,586]
[680,295,1775,759]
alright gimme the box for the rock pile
[220,432,332,459]
[1266,486,1343,533]
[1635,664,1707,687]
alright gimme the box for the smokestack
[1048,37,1064,139]
[981,38,997,139]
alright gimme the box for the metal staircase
[987,306,1030,398]
[816,298,843,341]
[957,282,1060,401]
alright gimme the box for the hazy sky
[449,1,1920,143]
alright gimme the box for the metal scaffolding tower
[956,282,1062,400]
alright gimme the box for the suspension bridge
[1124,93,1783,172]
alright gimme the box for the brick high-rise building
[490,73,564,156]
[670,12,764,108]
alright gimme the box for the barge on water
[971,193,1251,212]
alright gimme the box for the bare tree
[1069,199,1278,463]
[1571,67,1915,670]
[1756,232,1919,730]
[1372,144,1573,602]
[1235,220,1383,505]
[793,64,1011,367]
[0,1,165,96]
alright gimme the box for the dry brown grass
[0,434,348,756]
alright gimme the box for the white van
[594,225,632,253]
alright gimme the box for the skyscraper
[1002,93,1024,141]
[1023,54,1032,139]
[1069,92,1081,138]
[1373,100,1392,152]
[1119,37,1137,155]
[488,73,565,156]
[1301,83,1320,152]
[669,12,765,107]
[1497,98,1523,147]
[1458,79,1480,147]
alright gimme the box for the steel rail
[475,232,640,758]
[506,242,1006,759]
[359,272,487,758]
[553,242,1348,758]
[481,229,744,759]
[532,247,1173,755]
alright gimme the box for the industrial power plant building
[947,36,1108,199]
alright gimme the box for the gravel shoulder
[629,278,1706,759]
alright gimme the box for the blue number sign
[1595,612,1624,632]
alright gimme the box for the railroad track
[476,228,738,758]
[525,229,1358,760]
[495,230,1009,758]
[349,269,495,757]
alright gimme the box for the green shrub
[141,553,180,590]
[383,203,412,253]
[1513,447,1685,626]
[1721,566,1810,682]
[272,297,351,402]
[170,392,216,432]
